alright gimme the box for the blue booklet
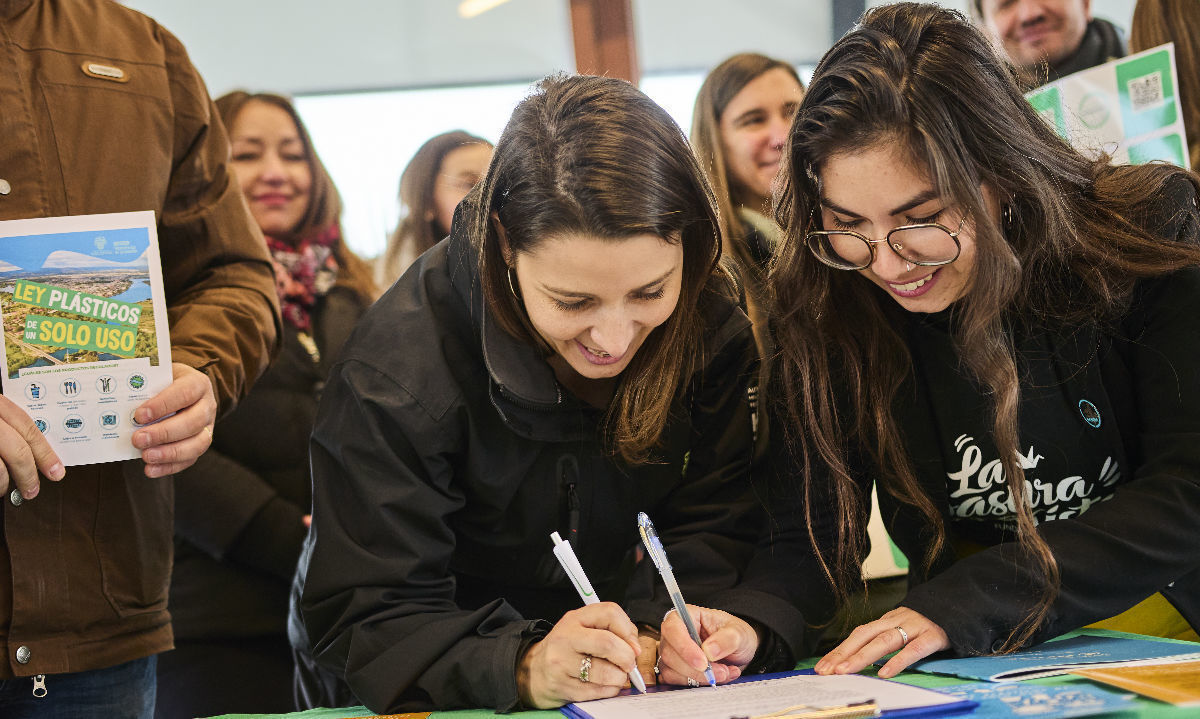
[908,633,1200,682]
[934,681,1137,718]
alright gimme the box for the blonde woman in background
[375,131,493,287]
[1131,0,1200,172]
[691,54,803,318]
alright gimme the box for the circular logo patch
[1078,399,1101,428]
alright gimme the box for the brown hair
[1131,0,1200,172]
[216,91,376,304]
[377,130,493,286]
[473,74,725,464]
[773,3,1200,650]
[691,54,804,289]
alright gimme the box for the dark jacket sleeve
[155,27,280,412]
[903,264,1200,654]
[173,447,307,582]
[297,358,548,714]
[622,316,764,628]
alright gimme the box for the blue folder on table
[907,632,1200,682]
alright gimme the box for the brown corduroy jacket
[0,0,281,679]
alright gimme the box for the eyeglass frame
[805,213,967,271]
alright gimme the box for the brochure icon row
[33,409,144,435]
[24,374,147,401]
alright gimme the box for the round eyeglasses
[805,214,966,271]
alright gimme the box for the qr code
[1127,71,1165,112]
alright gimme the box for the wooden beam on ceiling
[569,0,639,84]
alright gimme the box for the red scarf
[265,226,340,332]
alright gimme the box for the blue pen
[637,512,717,687]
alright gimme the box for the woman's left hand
[657,605,758,686]
[131,363,217,477]
[814,607,949,679]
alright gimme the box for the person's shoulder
[334,242,477,414]
[39,0,173,58]
[1150,173,1200,244]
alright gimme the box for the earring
[507,265,520,298]
[1001,203,1015,231]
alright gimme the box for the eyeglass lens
[814,225,959,269]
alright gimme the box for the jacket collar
[445,207,562,409]
[1,0,34,20]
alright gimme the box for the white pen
[637,512,718,688]
[550,531,648,693]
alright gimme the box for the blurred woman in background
[155,91,375,719]
[691,53,803,337]
[375,130,493,287]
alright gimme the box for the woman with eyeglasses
[654,2,1200,686]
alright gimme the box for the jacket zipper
[558,454,581,547]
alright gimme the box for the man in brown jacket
[0,1,281,716]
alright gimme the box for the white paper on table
[564,673,968,719]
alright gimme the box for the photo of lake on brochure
[3,266,159,378]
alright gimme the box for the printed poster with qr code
[0,211,172,466]
[1027,43,1189,168]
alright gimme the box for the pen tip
[705,668,717,687]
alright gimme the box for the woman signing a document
[290,74,765,713]
[658,2,1200,686]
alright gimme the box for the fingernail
[47,463,64,481]
[878,666,894,678]
[135,408,153,424]
[144,450,161,463]
[835,662,849,673]
[132,432,150,449]
[22,485,38,500]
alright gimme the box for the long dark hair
[378,130,493,286]
[216,91,376,304]
[474,74,725,464]
[772,3,1200,650]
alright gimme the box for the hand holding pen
[638,512,761,687]
[514,533,646,709]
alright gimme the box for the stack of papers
[562,672,974,719]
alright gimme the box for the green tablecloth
[208,630,1196,718]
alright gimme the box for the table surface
[208,630,1197,718]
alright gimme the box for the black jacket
[292,223,775,713]
[169,286,367,640]
[748,185,1200,663]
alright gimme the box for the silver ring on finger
[686,676,700,688]
[579,655,592,683]
[895,626,910,646]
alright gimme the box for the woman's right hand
[517,602,642,709]
[0,394,65,501]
